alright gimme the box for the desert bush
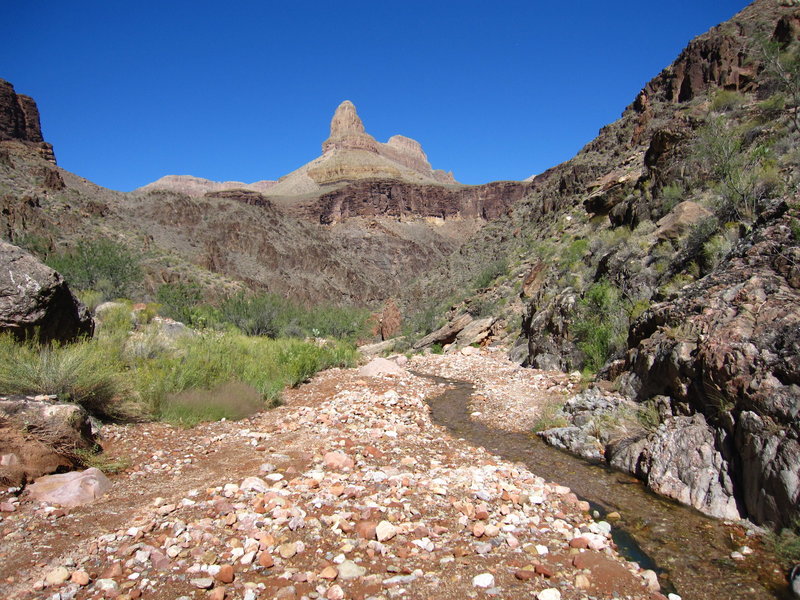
[657,182,685,216]
[710,89,745,113]
[298,304,371,341]
[768,518,800,565]
[701,232,734,272]
[75,289,105,313]
[683,216,721,259]
[560,239,589,270]
[156,282,204,324]
[756,37,800,131]
[473,258,508,290]
[0,334,130,420]
[220,291,286,337]
[47,238,142,300]
[693,116,775,222]
[572,280,629,373]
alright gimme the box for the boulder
[0,398,97,485]
[654,201,713,241]
[452,316,496,350]
[413,313,473,350]
[358,357,405,377]
[0,240,93,343]
[25,467,111,507]
[608,414,740,520]
[372,299,402,341]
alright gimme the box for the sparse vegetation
[0,333,130,420]
[473,258,508,290]
[46,238,143,301]
[571,280,630,373]
[0,321,359,426]
[531,397,569,432]
[693,115,775,222]
[768,518,800,565]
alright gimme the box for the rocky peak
[328,100,365,138]
[321,100,379,154]
[0,79,56,163]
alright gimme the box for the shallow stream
[421,373,791,600]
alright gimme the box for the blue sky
[4,1,751,192]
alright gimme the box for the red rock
[535,564,554,577]
[215,564,234,584]
[258,552,274,568]
[569,537,590,549]
[515,569,536,581]
[364,445,384,459]
[101,562,123,578]
[207,589,226,600]
[355,520,377,540]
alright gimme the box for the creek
[420,373,791,600]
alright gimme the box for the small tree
[756,36,800,131]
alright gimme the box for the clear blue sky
[4,1,751,192]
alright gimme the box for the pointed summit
[329,100,365,138]
[322,100,378,154]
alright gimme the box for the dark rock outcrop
[0,240,93,343]
[314,179,530,225]
[613,202,800,528]
[0,79,55,163]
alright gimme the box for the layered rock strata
[0,79,55,162]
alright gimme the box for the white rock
[472,573,495,588]
[240,477,269,493]
[376,520,397,542]
[537,589,561,600]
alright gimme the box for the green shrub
[702,233,734,272]
[47,239,142,300]
[791,217,800,241]
[560,239,589,270]
[693,116,774,222]
[430,343,444,354]
[710,89,745,113]
[0,334,130,420]
[75,289,105,313]
[220,291,286,337]
[156,282,204,324]
[684,216,720,259]
[132,333,358,418]
[96,302,135,340]
[768,518,800,565]
[473,258,508,290]
[299,304,371,341]
[572,280,629,373]
[757,93,786,121]
[658,182,685,215]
